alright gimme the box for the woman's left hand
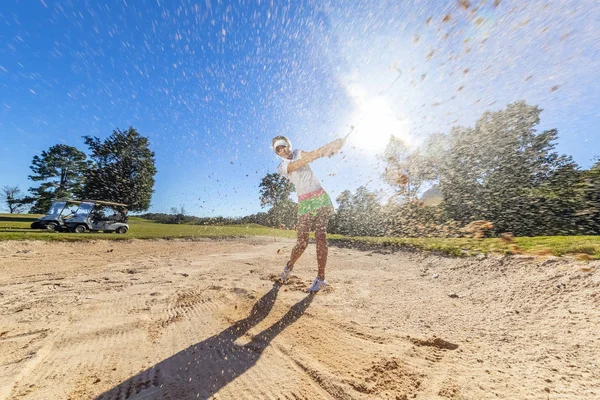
[327,138,346,157]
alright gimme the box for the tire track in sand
[96,284,335,399]
[146,286,236,343]
[0,326,67,400]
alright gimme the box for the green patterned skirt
[298,189,333,216]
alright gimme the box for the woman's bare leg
[314,207,331,280]
[288,213,312,268]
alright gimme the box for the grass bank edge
[1,214,599,259]
[327,235,600,259]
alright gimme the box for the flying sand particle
[458,0,471,10]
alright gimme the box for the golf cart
[65,200,129,234]
[30,199,81,231]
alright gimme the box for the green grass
[1,213,599,259]
[326,235,600,259]
[0,213,43,228]
[0,214,296,241]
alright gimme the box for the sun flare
[345,96,410,155]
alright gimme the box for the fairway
[0,214,297,241]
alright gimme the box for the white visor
[273,139,291,152]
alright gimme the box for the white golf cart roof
[53,199,82,204]
[80,200,129,208]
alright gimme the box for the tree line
[8,102,596,239]
[2,127,157,213]
[258,101,600,237]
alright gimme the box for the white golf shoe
[280,263,292,283]
[308,277,327,292]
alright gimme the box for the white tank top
[278,149,324,197]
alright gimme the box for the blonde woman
[272,135,345,292]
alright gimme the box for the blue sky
[1,0,598,216]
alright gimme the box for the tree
[258,173,295,208]
[435,101,584,236]
[380,199,450,238]
[526,153,584,235]
[266,199,298,228]
[239,212,268,226]
[580,160,600,234]
[168,205,187,224]
[330,187,383,236]
[1,185,27,214]
[83,127,157,212]
[257,173,297,228]
[330,190,353,235]
[381,135,437,202]
[27,144,89,213]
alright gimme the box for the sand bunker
[1,238,599,399]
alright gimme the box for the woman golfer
[272,135,345,292]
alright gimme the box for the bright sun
[345,96,410,155]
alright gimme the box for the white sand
[0,238,598,399]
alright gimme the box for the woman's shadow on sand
[96,281,315,399]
